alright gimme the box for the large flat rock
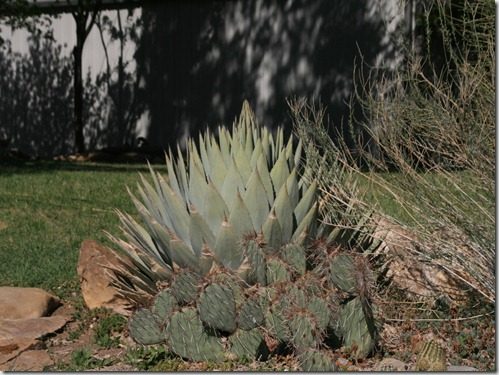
[3,349,53,371]
[0,287,61,320]
[0,337,39,366]
[0,316,69,341]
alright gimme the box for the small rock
[447,365,478,371]
[335,357,350,368]
[0,287,60,320]
[6,350,53,371]
[375,358,409,371]
[77,240,134,315]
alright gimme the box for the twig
[385,312,493,322]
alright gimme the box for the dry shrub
[292,0,494,305]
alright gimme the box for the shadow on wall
[136,0,395,150]
[0,0,398,157]
[0,32,74,157]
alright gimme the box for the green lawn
[0,160,489,298]
[0,160,165,297]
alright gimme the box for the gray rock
[375,357,409,371]
[447,365,478,371]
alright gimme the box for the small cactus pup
[414,340,446,371]
[106,100,381,364]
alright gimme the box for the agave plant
[108,101,327,300]
[107,101,380,365]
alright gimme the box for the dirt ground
[27,294,493,372]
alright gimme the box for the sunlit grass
[0,160,165,296]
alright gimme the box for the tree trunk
[73,12,86,154]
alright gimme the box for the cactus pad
[152,289,178,323]
[265,309,291,342]
[170,270,201,305]
[298,349,337,371]
[308,296,331,331]
[244,240,267,285]
[280,243,307,276]
[289,313,319,352]
[198,283,237,333]
[266,257,291,284]
[337,296,376,358]
[166,308,224,362]
[128,308,165,345]
[229,328,269,361]
[328,254,357,294]
[237,296,265,330]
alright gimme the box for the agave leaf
[169,235,200,272]
[234,143,252,183]
[250,139,263,169]
[240,100,256,128]
[117,211,158,258]
[136,175,163,222]
[108,231,151,272]
[254,154,272,204]
[147,220,175,267]
[275,127,284,161]
[324,226,338,244]
[284,135,294,168]
[218,127,232,166]
[206,136,227,192]
[200,180,228,236]
[294,138,303,168]
[214,218,243,270]
[156,174,191,246]
[294,181,317,224]
[165,149,183,199]
[109,232,170,294]
[243,168,270,231]
[140,173,175,229]
[272,184,293,243]
[175,145,189,199]
[270,149,290,194]
[261,128,270,164]
[221,156,245,210]
[188,156,208,212]
[244,126,254,161]
[128,193,173,267]
[286,169,300,209]
[198,133,211,180]
[292,202,317,244]
[199,245,216,275]
[229,191,255,238]
[189,206,216,257]
[262,209,282,251]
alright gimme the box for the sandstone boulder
[0,287,61,320]
[0,337,39,367]
[0,316,69,342]
[4,350,53,371]
[372,216,467,303]
[77,240,134,315]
